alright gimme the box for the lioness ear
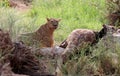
[57,19,61,22]
[46,18,50,21]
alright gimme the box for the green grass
[1,0,120,75]
[0,0,106,44]
[29,0,106,44]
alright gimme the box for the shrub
[106,0,120,27]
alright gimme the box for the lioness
[60,24,117,63]
[18,18,61,48]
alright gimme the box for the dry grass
[1,0,120,76]
[106,0,120,27]
[0,29,55,76]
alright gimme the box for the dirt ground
[8,0,32,11]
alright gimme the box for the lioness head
[47,18,61,29]
[102,24,117,34]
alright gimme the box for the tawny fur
[19,18,61,48]
[62,29,96,54]
[60,24,116,49]
[61,24,116,63]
